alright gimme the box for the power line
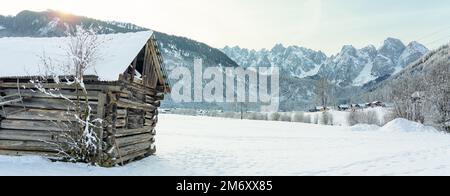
[424,34,450,46]
[417,26,450,42]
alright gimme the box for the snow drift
[350,118,438,133]
[380,118,438,133]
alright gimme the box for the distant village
[160,100,389,116]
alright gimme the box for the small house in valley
[0,31,170,166]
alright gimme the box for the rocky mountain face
[372,44,450,91]
[222,44,327,78]
[223,38,428,88]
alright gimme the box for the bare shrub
[222,112,236,118]
[33,27,105,164]
[304,115,312,124]
[382,111,397,126]
[313,114,319,124]
[348,110,361,126]
[366,111,380,126]
[279,113,292,122]
[292,112,305,123]
[348,110,380,126]
[244,112,257,120]
[255,113,268,120]
[269,112,281,121]
[321,112,334,125]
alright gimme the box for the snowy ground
[1,114,450,176]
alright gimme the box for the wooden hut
[0,31,170,166]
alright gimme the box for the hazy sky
[1,0,450,55]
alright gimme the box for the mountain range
[0,10,431,111]
[222,38,428,88]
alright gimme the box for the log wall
[0,79,164,167]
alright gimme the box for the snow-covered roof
[0,31,154,81]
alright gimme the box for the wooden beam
[116,98,156,111]
[96,93,107,158]
[115,133,153,148]
[0,140,57,152]
[0,130,58,142]
[109,140,152,159]
[0,83,107,91]
[2,108,77,121]
[115,126,154,137]
[0,120,66,132]
[7,98,98,111]
[113,149,149,165]
[0,149,58,158]
[142,43,150,87]
[0,89,99,100]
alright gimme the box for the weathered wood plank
[0,89,99,100]
[113,149,149,165]
[116,118,126,128]
[116,98,155,111]
[0,149,58,158]
[128,116,144,124]
[0,83,108,91]
[145,95,156,103]
[110,141,151,158]
[144,119,155,126]
[116,133,153,148]
[0,120,66,132]
[0,140,57,152]
[7,98,98,111]
[96,93,107,157]
[145,113,155,120]
[0,130,58,142]
[112,81,158,96]
[2,109,77,121]
[115,126,154,137]
[117,109,127,118]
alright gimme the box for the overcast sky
[1,0,450,55]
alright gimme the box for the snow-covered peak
[225,38,427,87]
[319,38,428,87]
[340,45,357,56]
[271,43,286,53]
[382,38,405,49]
[222,44,327,78]
[405,41,428,54]
[396,41,429,69]
[378,38,406,61]
[360,45,377,58]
